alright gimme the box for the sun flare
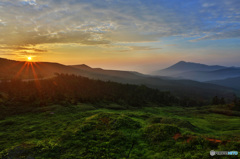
[27,56,32,61]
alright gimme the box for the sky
[0,0,240,73]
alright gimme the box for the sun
[27,56,32,61]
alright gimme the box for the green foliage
[1,105,240,158]
[209,108,240,117]
[0,69,240,159]
[143,124,179,144]
[232,96,240,111]
[212,96,226,105]
[149,117,196,131]
[0,74,179,118]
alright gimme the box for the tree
[233,96,240,111]
[233,96,238,105]
[212,96,219,105]
[220,97,225,105]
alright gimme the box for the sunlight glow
[27,56,32,61]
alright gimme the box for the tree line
[0,74,239,117]
[0,74,178,114]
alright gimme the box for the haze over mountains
[0,58,237,102]
[207,77,240,92]
[153,61,226,77]
[153,61,240,92]
[153,61,240,81]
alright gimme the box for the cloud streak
[0,0,239,52]
[119,46,161,52]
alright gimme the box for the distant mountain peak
[168,61,208,69]
[177,60,187,64]
[78,64,91,68]
[166,61,227,70]
[153,61,227,77]
[70,64,92,69]
[174,61,207,66]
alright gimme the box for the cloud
[0,53,16,55]
[119,46,161,52]
[21,0,37,6]
[0,19,6,26]
[191,29,240,42]
[0,45,47,54]
[0,0,240,49]
[164,44,178,47]
[202,3,215,8]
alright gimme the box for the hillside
[1,104,240,158]
[0,58,145,81]
[0,58,236,102]
[0,75,240,158]
[0,61,239,159]
[70,64,146,80]
[172,68,240,82]
[0,58,81,79]
[207,76,240,92]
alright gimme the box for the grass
[0,104,240,158]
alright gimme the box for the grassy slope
[0,104,240,159]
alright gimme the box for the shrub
[143,124,179,144]
[149,117,196,131]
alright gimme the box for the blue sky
[0,0,239,72]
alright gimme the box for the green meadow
[1,103,239,159]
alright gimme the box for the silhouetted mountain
[70,64,145,80]
[70,64,92,70]
[0,58,146,81]
[0,58,83,79]
[207,76,240,92]
[0,58,235,101]
[211,67,240,75]
[153,61,240,81]
[172,68,240,82]
[154,61,225,76]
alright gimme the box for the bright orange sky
[0,0,240,73]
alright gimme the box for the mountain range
[153,61,225,77]
[153,61,240,81]
[0,58,237,102]
[207,76,240,93]
[153,61,240,93]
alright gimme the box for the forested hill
[0,74,179,117]
[0,58,235,102]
